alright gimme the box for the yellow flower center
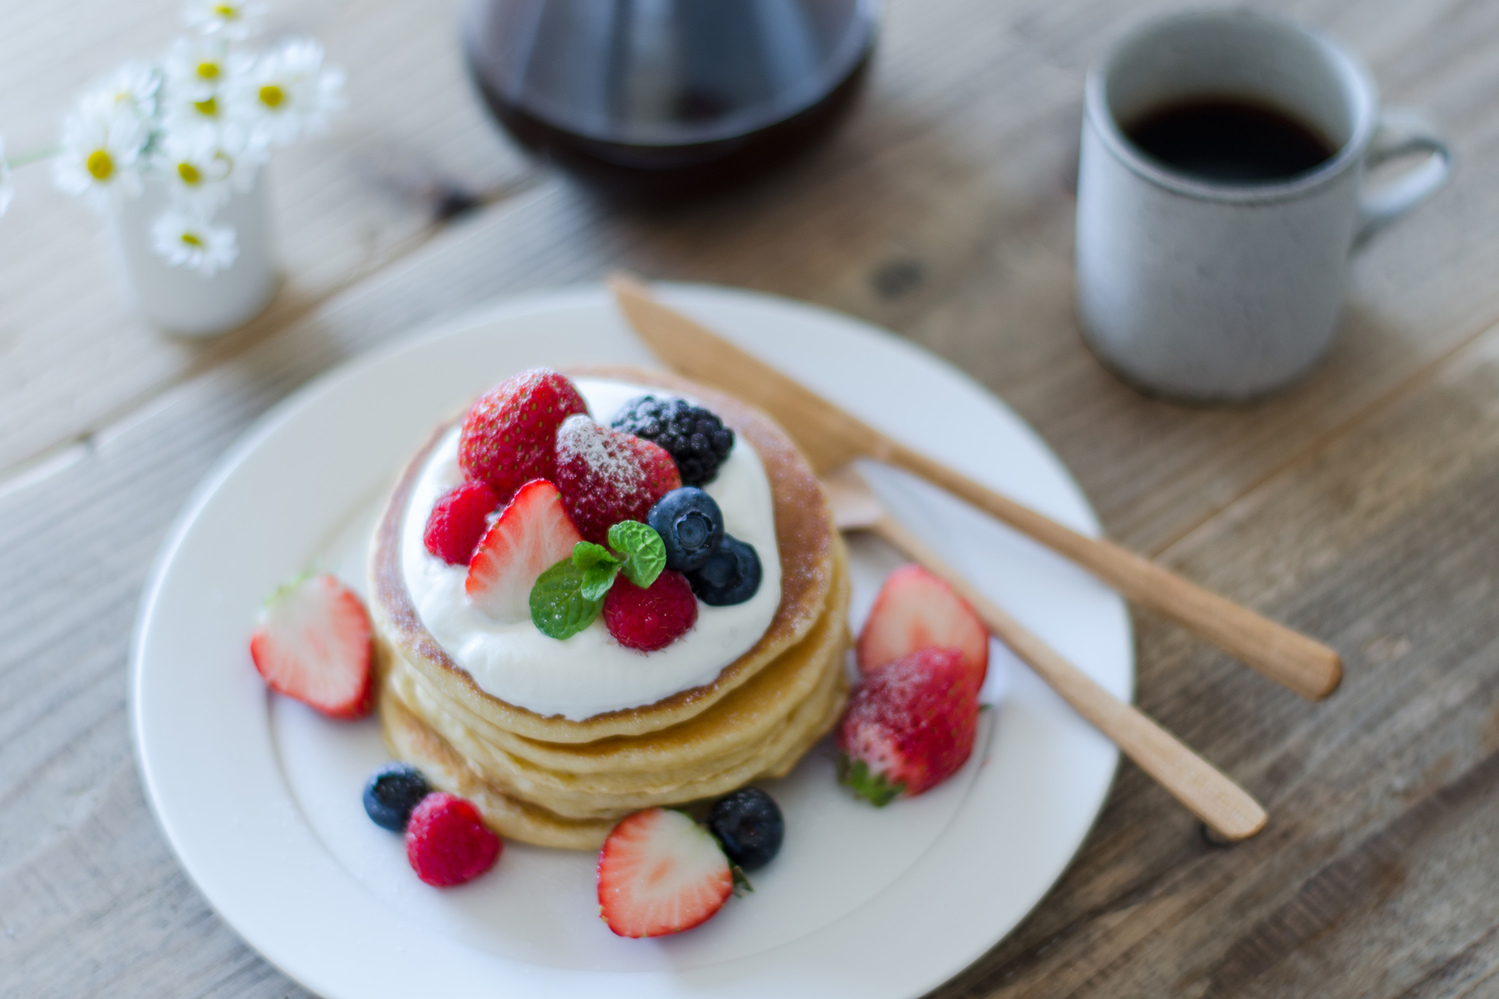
[181,232,204,248]
[197,61,220,80]
[195,96,218,116]
[259,84,285,109]
[86,149,114,181]
[178,162,202,185]
[214,3,237,17]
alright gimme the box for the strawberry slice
[837,646,981,804]
[250,574,373,718]
[597,808,734,938]
[554,415,681,544]
[857,565,990,687]
[459,369,589,502]
[466,479,584,622]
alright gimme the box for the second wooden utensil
[823,466,1267,842]
[609,275,1341,701]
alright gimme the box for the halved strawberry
[554,415,682,544]
[466,479,584,622]
[597,808,733,938]
[250,574,373,719]
[458,369,589,502]
[857,565,990,687]
[837,646,980,804]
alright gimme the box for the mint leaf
[572,542,620,572]
[530,558,604,640]
[580,564,619,602]
[608,520,667,589]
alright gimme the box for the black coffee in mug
[1124,98,1337,184]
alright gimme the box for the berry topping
[647,487,725,573]
[708,788,784,872]
[858,565,990,687]
[603,570,698,652]
[363,763,431,832]
[597,807,733,938]
[686,534,762,606]
[405,792,503,887]
[836,647,980,805]
[458,369,588,501]
[423,480,500,565]
[250,574,373,719]
[467,479,584,623]
[611,396,736,486]
[554,415,681,544]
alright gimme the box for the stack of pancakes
[368,368,850,850]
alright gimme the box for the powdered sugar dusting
[555,414,646,495]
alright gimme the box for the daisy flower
[233,38,345,148]
[0,136,13,217]
[80,61,162,122]
[155,128,240,211]
[53,104,146,212]
[162,37,252,140]
[184,0,267,41]
[151,207,238,275]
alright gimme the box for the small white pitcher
[109,174,279,338]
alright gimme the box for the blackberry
[612,396,735,486]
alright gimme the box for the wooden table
[5,0,1498,995]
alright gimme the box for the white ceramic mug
[1075,10,1452,401]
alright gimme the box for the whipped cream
[399,378,782,720]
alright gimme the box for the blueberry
[708,788,784,871]
[686,534,761,606]
[362,762,431,831]
[647,487,725,572]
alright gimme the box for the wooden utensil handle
[871,514,1268,842]
[887,440,1342,701]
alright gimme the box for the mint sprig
[529,559,605,640]
[607,521,666,588]
[528,523,669,640]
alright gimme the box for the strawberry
[597,808,733,938]
[836,647,980,805]
[423,480,500,565]
[603,570,697,652]
[249,574,373,719]
[857,565,989,687]
[406,792,502,887]
[466,479,584,622]
[554,414,682,544]
[458,369,589,501]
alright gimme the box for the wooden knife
[610,274,1342,701]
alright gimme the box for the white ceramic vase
[109,174,279,338]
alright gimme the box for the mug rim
[1085,8,1380,204]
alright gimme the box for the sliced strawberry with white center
[857,564,990,687]
[250,574,373,719]
[466,479,584,622]
[597,807,733,938]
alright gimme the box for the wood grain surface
[5,0,1499,995]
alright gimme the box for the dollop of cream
[399,378,782,720]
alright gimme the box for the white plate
[131,283,1131,999]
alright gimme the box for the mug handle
[1355,110,1453,248]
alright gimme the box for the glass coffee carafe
[461,0,880,199]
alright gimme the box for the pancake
[369,366,848,849]
[369,368,836,744]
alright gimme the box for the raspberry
[554,415,681,544]
[603,570,698,652]
[458,369,588,501]
[405,792,502,887]
[611,396,735,486]
[423,480,500,565]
